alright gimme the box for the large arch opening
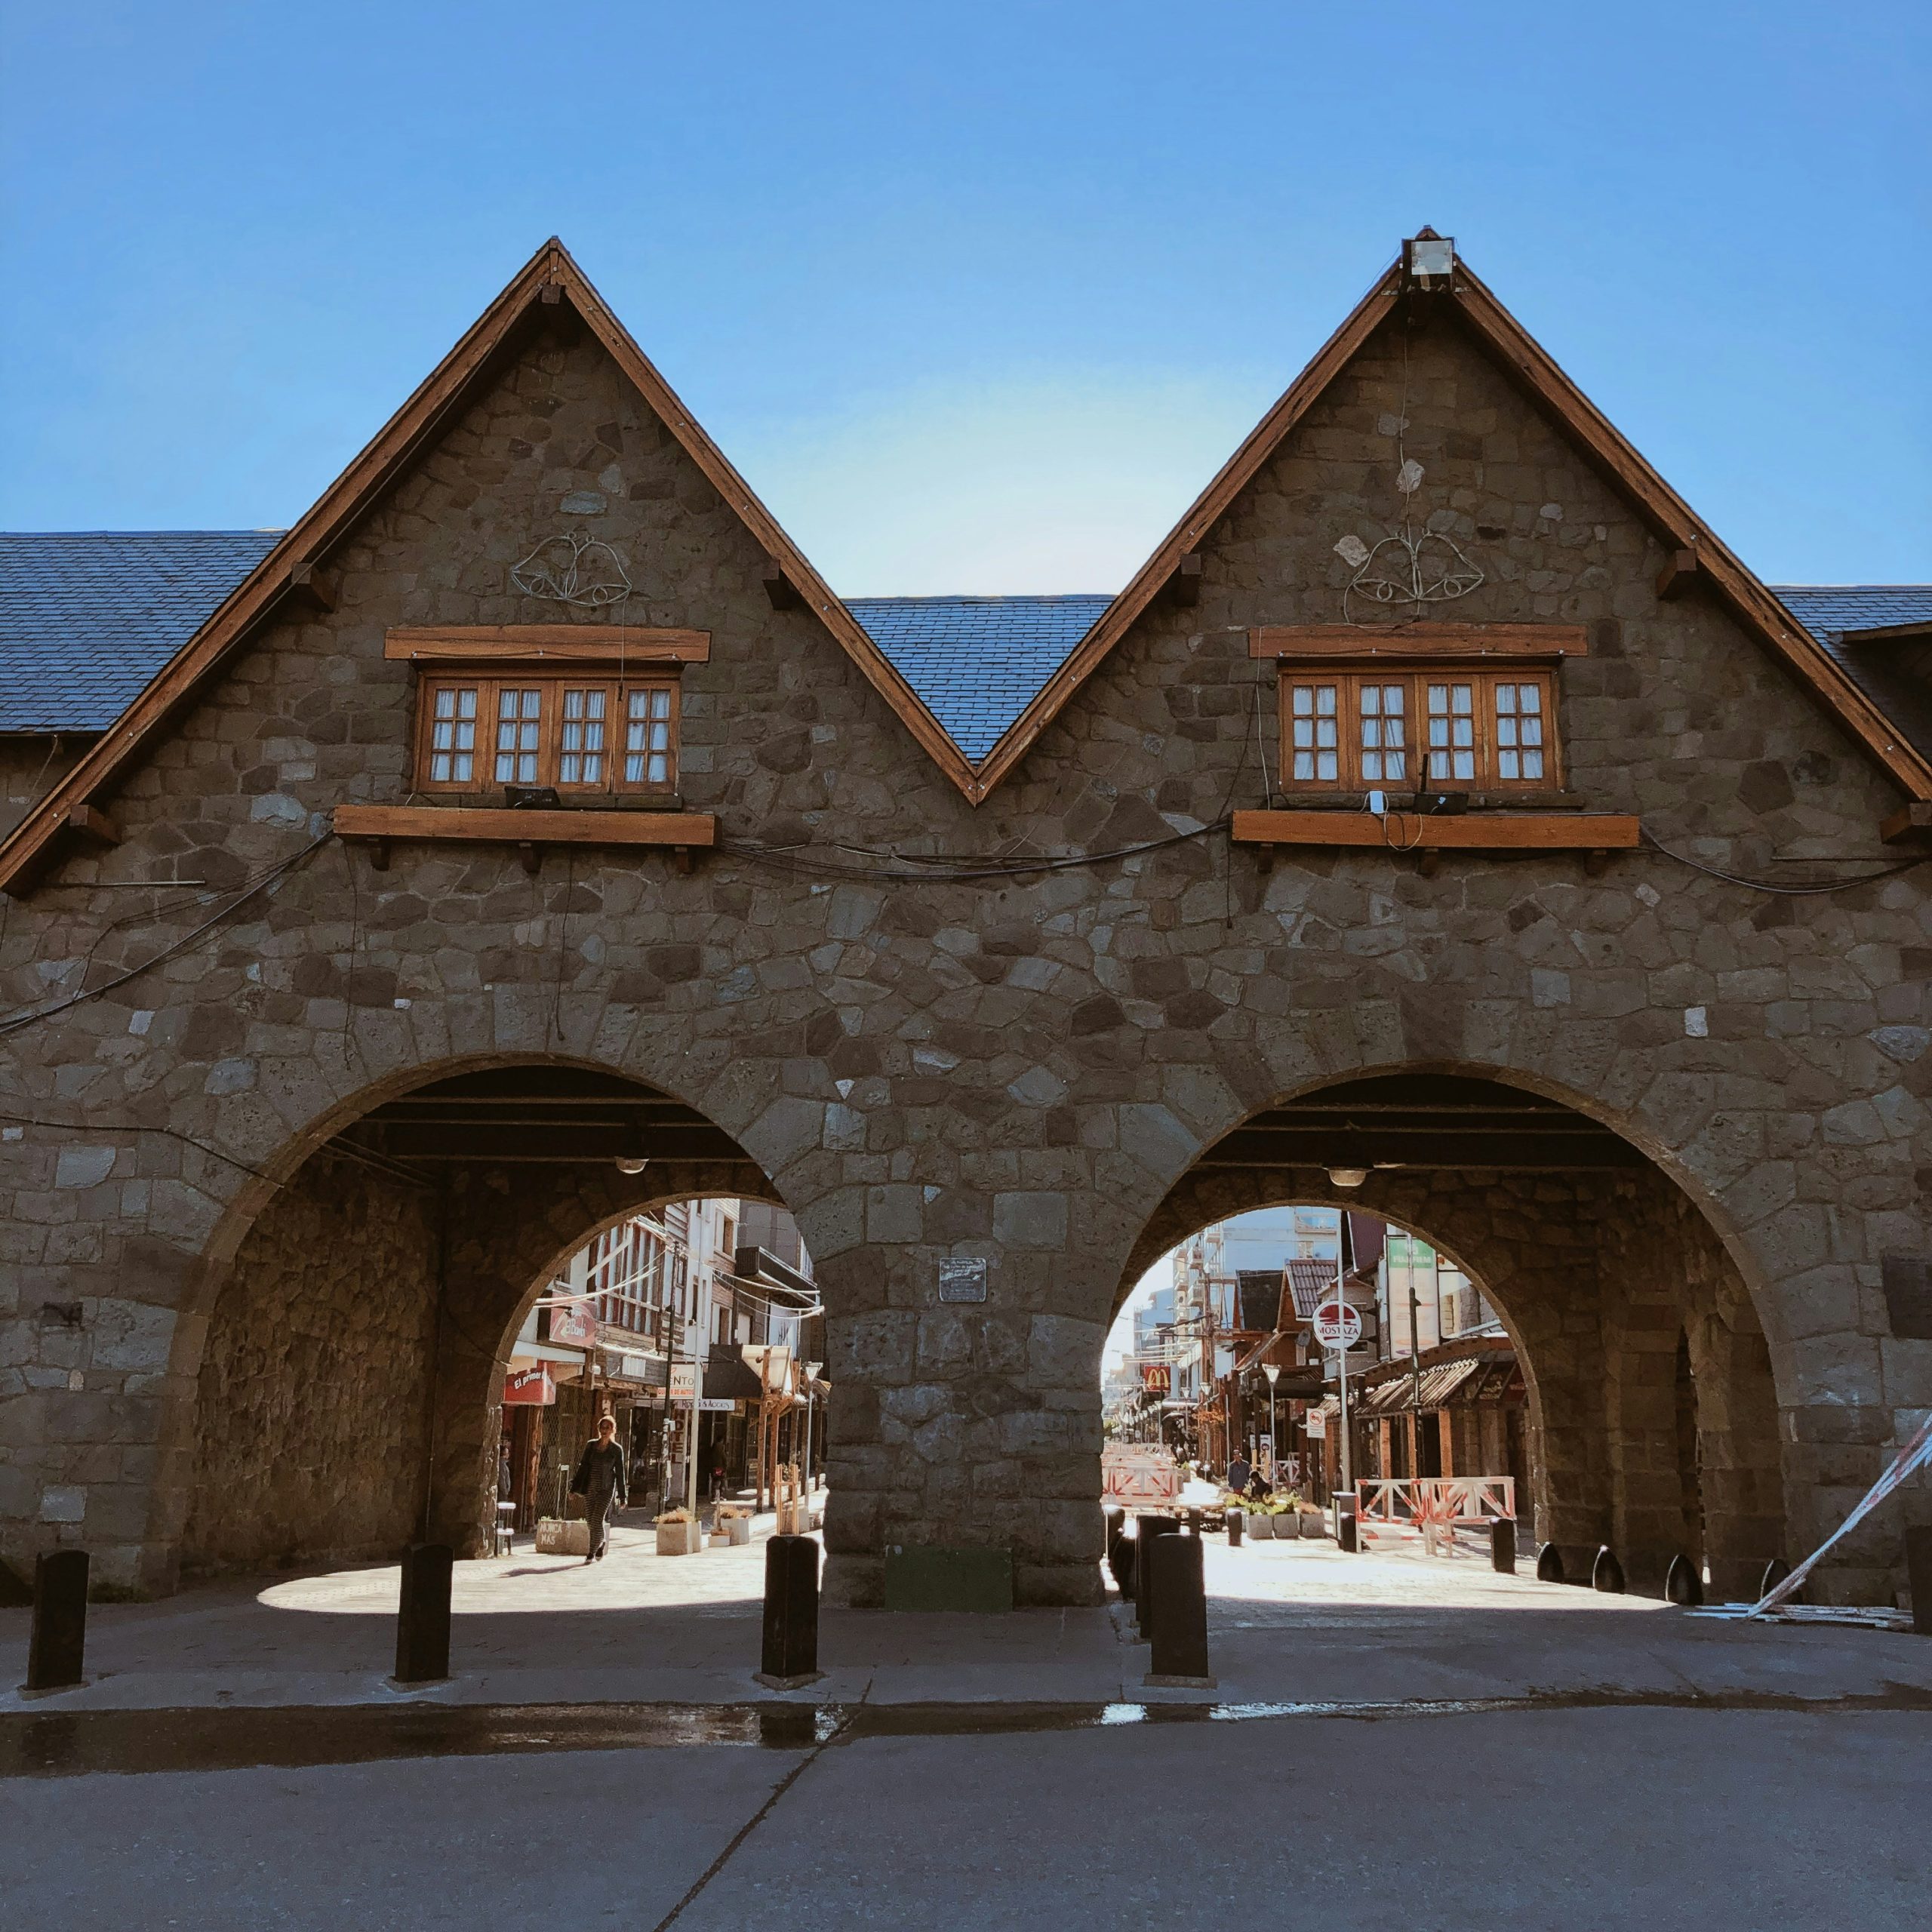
[172,1060,781,1582]
[1120,1072,1786,1600]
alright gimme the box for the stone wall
[180,1150,440,1574]
[0,737,85,840]
[1,295,1924,1603]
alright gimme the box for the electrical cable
[0,1109,284,1186]
[1638,828,1924,897]
[0,830,332,1038]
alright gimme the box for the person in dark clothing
[571,1414,629,1564]
[1227,1454,1252,1497]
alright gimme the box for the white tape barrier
[1749,1410,1932,1617]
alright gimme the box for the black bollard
[1758,1555,1797,1605]
[1335,1493,1358,1554]
[1592,1546,1626,1594]
[1134,1518,1180,1638]
[1226,1509,1244,1548]
[25,1549,89,1692]
[758,1534,822,1687]
[1490,1518,1516,1576]
[1109,1533,1135,1595]
[1535,1541,1565,1584]
[393,1543,454,1684]
[1143,1529,1215,1687]
[1906,1526,1932,1636]
[1186,1508,1203,1536]
[1665,1552,1703,1607]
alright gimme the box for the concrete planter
[656,1519,703,1556]
[719,1515,752,1546]
[1248,1512,1274,1540]
[534,1516,590,1556]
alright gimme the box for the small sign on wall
[937,1257,989,1303]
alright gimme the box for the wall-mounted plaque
[937,1257,988,1303]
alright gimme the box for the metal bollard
[1906,1526,1932,1636]
[1591,1546,1626,1594]
[25,1549,90,1692]
[1143,1528,1215,1688]
[1535,1542,1565,1584]
[1665,1552,1703,1607]
[1490,1518,1516,1575]
[1134,1518,1180,1638]
[1226,1509,1244,1548]
[394,1543,454,1684]
[758,1534,822,1687]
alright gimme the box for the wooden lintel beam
[761,558,803,611]
[1655,549,1700,601]
[1249,623,1589,660]
[384,625,710,665]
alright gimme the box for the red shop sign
[503,1364,556,1407]
[548,1303,598,1347]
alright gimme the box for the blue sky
[3,2,1925,592]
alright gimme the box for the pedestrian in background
[571,1414,629,1564]
[1227,1451,1252,1496]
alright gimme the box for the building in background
[500,1196,823,1531]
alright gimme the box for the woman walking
[571,1414,629,1564]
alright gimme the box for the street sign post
[1314,1291,1361,1530]
[1312,1299,1363,1351]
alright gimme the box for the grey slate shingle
[0,531,282,732]
[5,534,1927,772]
[1769,586,1932,762]
[847,594,1112,761]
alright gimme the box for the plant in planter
[654,1507,703,1557]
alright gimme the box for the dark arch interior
[171,1062,774,1580]
[1125,1071,1785,1599]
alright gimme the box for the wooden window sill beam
[334,803,717,852]
[1231,809,1639,851]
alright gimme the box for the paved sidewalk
[5,1516,1927,1715]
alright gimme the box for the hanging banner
[503,1364,555,1406]
[548,1302,598,1347]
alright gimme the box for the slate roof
[6,534,1929,774]
[1770,586,1932,762]
[845,595,1112,761]
[0,531,281,731]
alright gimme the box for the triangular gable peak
[971,235,1932,804]
[0,239,980,892]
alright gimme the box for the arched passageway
[1123,1073,1785,1600]
[171,1061,780,1581]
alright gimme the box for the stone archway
[1124,1072,1786,1598]
[171,1061,780,1580]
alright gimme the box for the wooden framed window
[1281,668,1558,792]
[415,674,678,796]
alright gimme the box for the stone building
[2,232,1927,1610]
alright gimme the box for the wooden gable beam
[967,265,1405,798]
[543,243,983,801]
[1448,263,1932,801]
[0,237,987,892]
